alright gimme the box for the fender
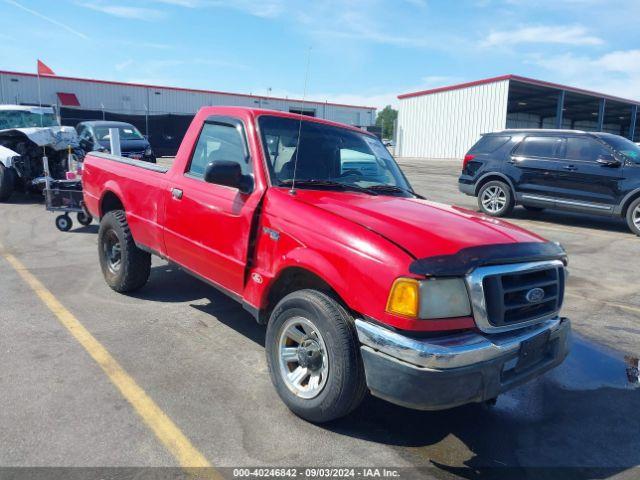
[473,171,517,196]
[249,246,351,314]
[0,145,19,169]
[615,187,640,216]
[99,181,126,216]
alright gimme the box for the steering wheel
[338,169,365,178]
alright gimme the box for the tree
[376,105,398,139]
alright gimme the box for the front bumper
[355,317,570,410]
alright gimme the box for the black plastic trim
[409,242,567,277]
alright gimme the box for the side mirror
[597,155,621,167]
[204,160,254,194]
[80,139,92,150]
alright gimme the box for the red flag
[37,60,55,76]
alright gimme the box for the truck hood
[292,190,545,259]
[0,126,80,151]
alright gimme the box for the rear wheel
[0,164,16,202]
[265,289,367,423]
[626,198,640,236]
[477,180,514,217]
[98,210,151,292]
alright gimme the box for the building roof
[397,74,640,106]
[0,69,377,111]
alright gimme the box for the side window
[187,122,250,178]
[514,136,563,158]
[565,137,610,162]
[340,148,380,176]
[469,135,511,154]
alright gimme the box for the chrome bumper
[355,317,570,370]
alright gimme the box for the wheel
[626,197,640,236]
[265,289,367,423]
[77,211,93,226]
[478,180,514,217]
[98,210,151,292]
[55,214,72,232]
[0,164,16,202]
[523,206,545,212]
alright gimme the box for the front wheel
[77,211,93,226]
[55,214,72,232]
[98,210,151,292]
[265,289,367,423]
[478,180,514,217]
[626,198,640,236]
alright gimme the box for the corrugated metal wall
[0,72,375,126]
[396,80,509,159]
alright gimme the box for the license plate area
[515,330,551,372]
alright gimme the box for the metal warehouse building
[0,70,376,155]
[395,74,640,160]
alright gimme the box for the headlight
[144,146,153,156]
[386,277,471,319]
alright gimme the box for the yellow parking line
[1,245,219,477]
[566,292,640,315]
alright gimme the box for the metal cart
[43,154,93,232]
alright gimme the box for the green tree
[376,105,398,139]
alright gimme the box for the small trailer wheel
[77,212,93,226]
[55,214,73,232]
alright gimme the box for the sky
[1,0,639,110]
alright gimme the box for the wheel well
[475,175,513,196]
[100,191,124,217]
[263,267,344,323]
[621,192,640,217]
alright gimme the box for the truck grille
[466,260,565,333]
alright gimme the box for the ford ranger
[82,107,571,423]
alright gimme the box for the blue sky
[1,0,639,109]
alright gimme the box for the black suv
[458,129,640,235]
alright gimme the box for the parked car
[459,129,640,236]
[0,105,83,202]
[82,107,570,423]
[76,121,156,163]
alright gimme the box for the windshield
[258,115,412,194]
[601,135,640,163]
[95,125,144,142]
[0,109,59,129]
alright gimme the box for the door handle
[563,165,578,171]
[171,188,183,200]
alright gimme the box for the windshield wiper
[278,179,378,195]
[365,184,425,199]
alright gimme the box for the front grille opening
[482,266,563,327]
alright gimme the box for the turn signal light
[386,278,419,318]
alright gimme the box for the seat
[278,140,335,182]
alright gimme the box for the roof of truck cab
[198,106,376,136]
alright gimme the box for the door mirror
[79,138,93,151]
[204,160,254,194]
[597,155,621,167]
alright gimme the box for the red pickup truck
[83,107,571,422]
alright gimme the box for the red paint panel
[56,92,80,106]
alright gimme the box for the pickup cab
[82,107,571,423]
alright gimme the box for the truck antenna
[289,47,312,196]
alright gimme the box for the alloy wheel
[481,186,507,214]
[278,316,329,399]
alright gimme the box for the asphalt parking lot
[1,158,639,479]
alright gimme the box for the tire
[0,164,16,202]
[626,197,640,236]
[77,211,93,226]
[55,214,72,232]
[98,210,151,292]
[265,289,367,423]
[477,180,514,217]
[523,206,545,213]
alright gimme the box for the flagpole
[37,69,43,128]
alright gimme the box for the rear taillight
[463,154,475,169]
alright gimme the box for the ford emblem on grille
[525,287,545,303]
